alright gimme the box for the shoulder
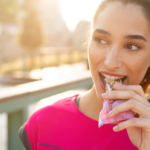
[31,94,78,119]
[19,123,32,150]
[27,94,78,126]
[19,95,78,149]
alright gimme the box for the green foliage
[0,0,20,24]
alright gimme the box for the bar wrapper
[98,79,134,127]
[98,99,134,127]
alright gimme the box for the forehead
[93,2,150,39]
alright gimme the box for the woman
[19,0,150,149]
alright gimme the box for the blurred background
[0,0,150,150]
[0,0,96,82]
[0,0,102,150]
[0,0,101,83]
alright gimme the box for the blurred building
[0,31,22,64]
[0,0,92,65]
[0,0,22,64]
[73,20,91,47]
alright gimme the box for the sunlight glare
[60,0,102,31]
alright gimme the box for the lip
[100,71,126,77]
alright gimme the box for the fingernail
[108,110,112,117]
[102,91,109,97]
[115,84,122,88]
[113,125,118,131]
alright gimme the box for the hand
[102,84,150,150]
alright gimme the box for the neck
[79,86,104,121]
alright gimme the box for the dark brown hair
[92,0,150,93]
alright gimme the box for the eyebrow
[124,35,147,42]
[94,28,147,42]
[93,29,111,36]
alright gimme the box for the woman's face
[88,2,150,99]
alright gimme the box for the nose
[104,46,122,71]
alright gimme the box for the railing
[0,71,93,150]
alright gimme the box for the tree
[0,0,20,66]
[20,0,44,70]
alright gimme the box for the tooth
[111,76,116,80]
[105,75,109,78]
[109,76,112,80]
[102,73,125,83]
[105,78,109,83]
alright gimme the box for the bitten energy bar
[98,77,134,127]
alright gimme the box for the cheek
[88,43,105,68]
[126,57,149,84]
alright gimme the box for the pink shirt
[24,95,138,150]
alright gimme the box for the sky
[60,0,102,31]
[20,0,102,31]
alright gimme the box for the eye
[94,37,107,45]
[125,43,141,51]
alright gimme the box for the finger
[102,90,146,105]
[108,99,150,118]
[113,118,150,132]
[114,84,146,100]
